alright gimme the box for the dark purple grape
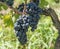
[14,1,43,45]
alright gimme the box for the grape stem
[23,0,27,15]
[0,2,22,14]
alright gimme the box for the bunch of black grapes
[17,2,43,31]
[0,0,14,6]
[26,2,42,31]
[14,15,32,45]
[15,1,43,45]
[0,0,43,45]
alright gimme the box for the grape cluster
[26,2,42,31]
[29,15,40,31]
[14,15,31,45]
[14,1,43,45]
[0,0,43,45]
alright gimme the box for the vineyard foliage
[0,0,60,49]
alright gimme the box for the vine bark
[43,8,60,49]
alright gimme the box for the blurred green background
[0,0,60,49]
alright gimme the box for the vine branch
[42,8,60,49]
[0,2,22,14]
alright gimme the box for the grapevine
[0,0,60,49]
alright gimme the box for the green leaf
[3,14,13,27]
[39,0,48,8]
